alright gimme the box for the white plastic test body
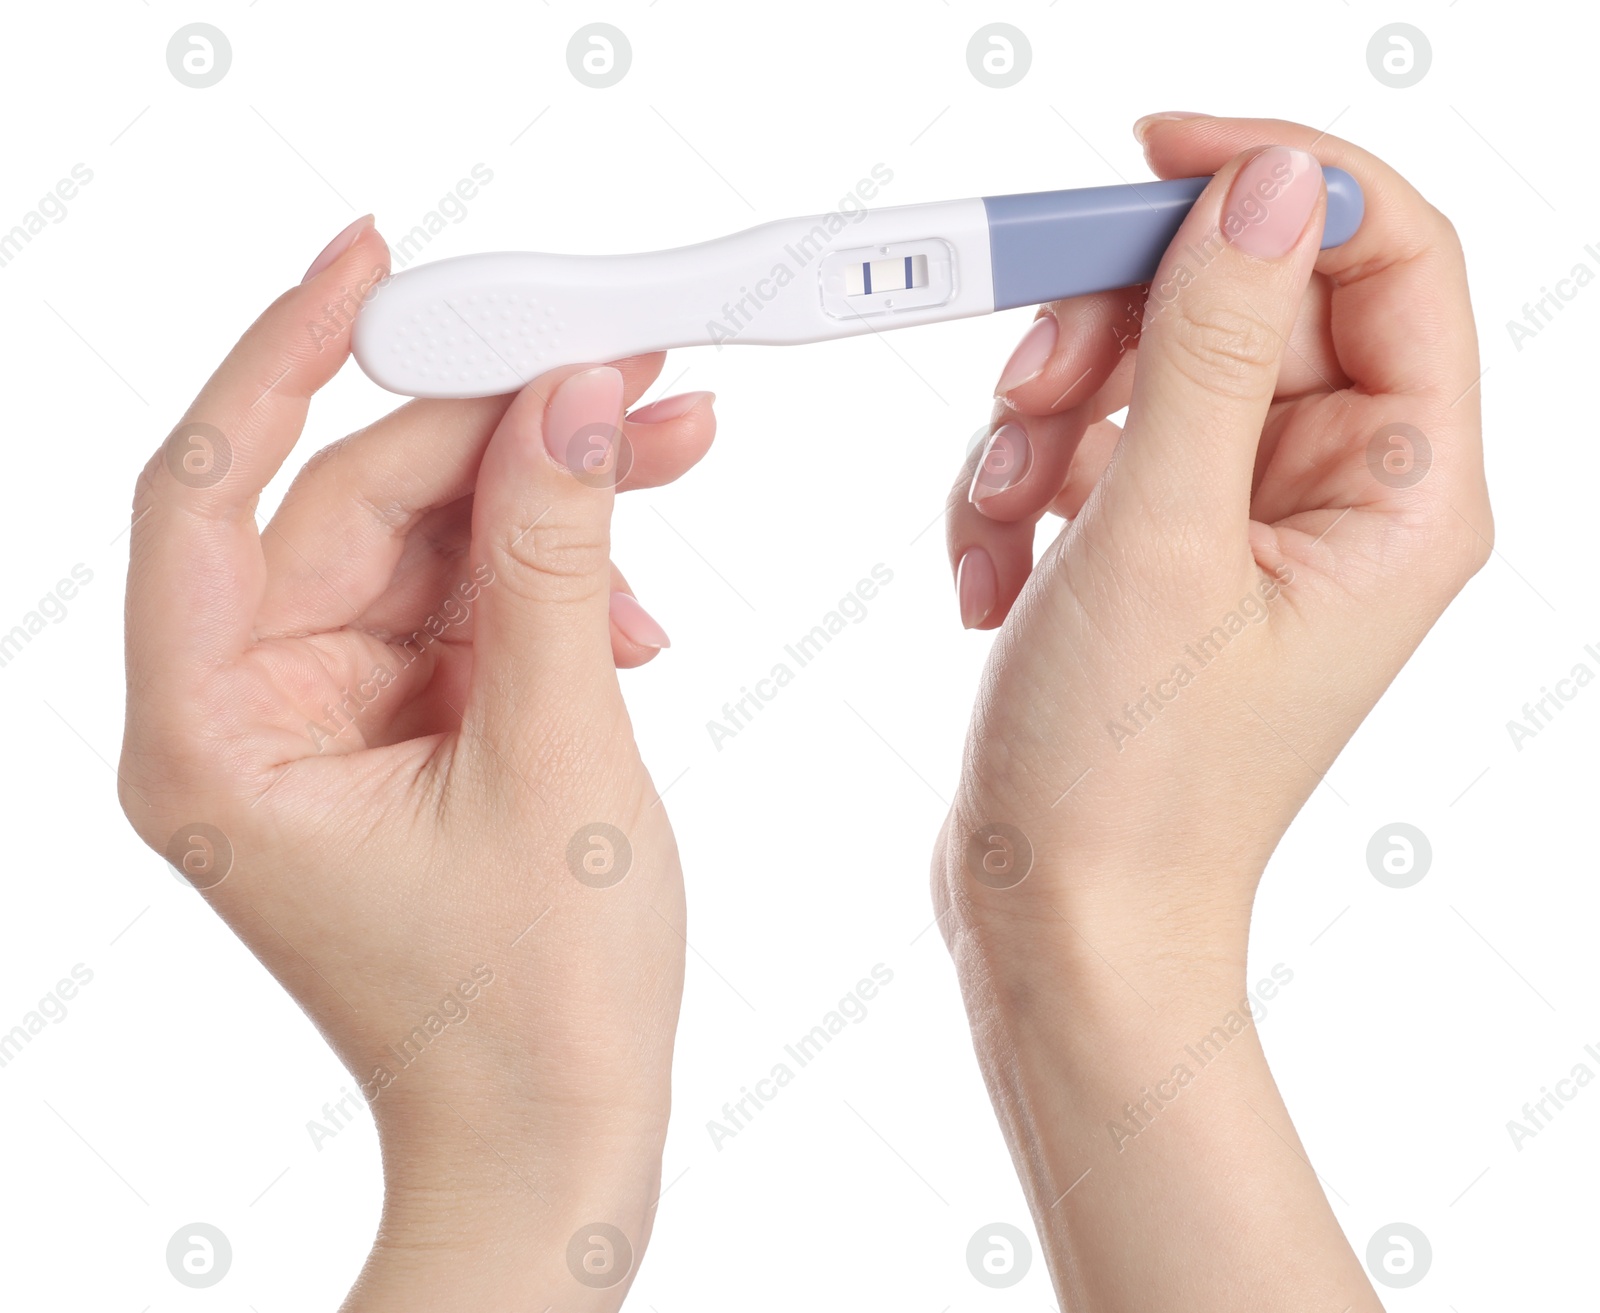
[352,172,1364,401]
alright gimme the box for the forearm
[951,911,1382,1312]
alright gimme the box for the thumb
[1107,146,1325,533]
[465,365,628,746]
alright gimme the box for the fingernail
[627,390,714,424]
[969,423,1030,504]
[957,547,998,630]
[995,313,1057,395]
[544,366,625,472]
[1132,111,1208,145]
[301,214,374,284]
[610,591,671,649]
[1223,147,1322,261]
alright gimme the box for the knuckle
[1457,509,1494,585]
[1163,302,1281,401]
[130,462,160,525]
[492,509,609,600]
[131,438,182,517]
[1430,206,1465,261]
[116,771,153,840]
[297,437,348,478]
[467,699,632,810]
[117,750,211,861]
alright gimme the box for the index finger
[126,218,389,692]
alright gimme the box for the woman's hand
[937,118,1487,1308]
[118,218,715,1311]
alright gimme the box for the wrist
[946,895,1264,1092]
[342,1092,668,1311]
[934,809,1255,974]
[351,1178,659,1313]
[939,731,1287,942]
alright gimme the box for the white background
[1,1,1595,1308]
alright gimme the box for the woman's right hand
[936,116,1487,1309]
[119,218,716,1311]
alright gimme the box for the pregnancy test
[352,170,1363,400]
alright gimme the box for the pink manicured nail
[969,423,1030,504]
[301,214,373,284]
[995,313,1057,394]
[544,367,626,473]
[957,547,998,630]
[627,390,714,424]
[1132,111,1208,144]
[610,591,671,649]
[1223,147,1322,261]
